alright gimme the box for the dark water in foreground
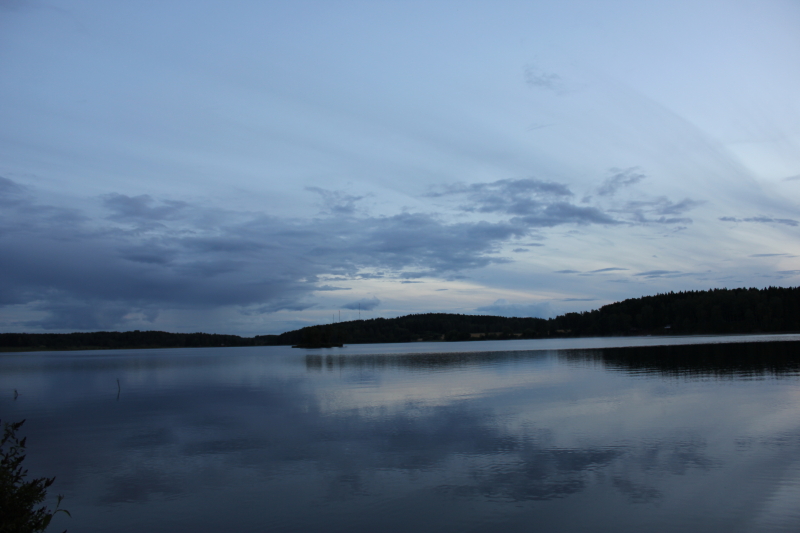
[2,335,800,532]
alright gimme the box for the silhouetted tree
[0,420,69,533]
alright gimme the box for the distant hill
[274,286,800,345]
[2,286,799,352]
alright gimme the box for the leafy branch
[0,419,70,533]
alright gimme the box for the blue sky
[1,0,799,335]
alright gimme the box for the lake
[3,334,800,532]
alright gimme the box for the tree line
[2,286,799,351]
[0,330,275,351]
[272,286,800,345]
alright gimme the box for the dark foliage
[0,420,69,533]
[1,287,798,350]
[292,325,344,348]
[0,330,279,352]
[278,286,800,345]
[274,313,546,346]
[548,286,800,337]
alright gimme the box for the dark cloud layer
[2,171,664,331]
[0,172,709,331]
[0,175,26,196]
[103,193,188,222]
[1,178,535,330]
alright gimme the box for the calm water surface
[2,335,800,532]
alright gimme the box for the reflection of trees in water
[562,341,800,378]
[305,350,548,371]
[306,341,800,377]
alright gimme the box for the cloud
[1,179,539,330]
[514,202,619,227]
[27,301,134,330]
[306,187,366,215]
[0,175,32,207]
[432,177,611,224]
[475,299,553,318]
[651,198,704,216]
[342,297,380,311]
[749,253,789,258]
[0,171,776,333]
[719,216,799,227]
[581,167,704,226]
[428,178,572,210]
[0,175,25,194]
[561,267,630,277]
[524,64,570,95]
[431,176,698,229]
[782,175,800,181]
[634,270,682,278]
[103,193,188,222]
[597,168,646,196]
[616,197,703,225]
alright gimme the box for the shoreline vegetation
[1,287,799,352]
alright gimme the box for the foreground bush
[0,420,69,533]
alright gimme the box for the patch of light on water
[752,458,800,532]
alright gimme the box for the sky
[1,0,799,335]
